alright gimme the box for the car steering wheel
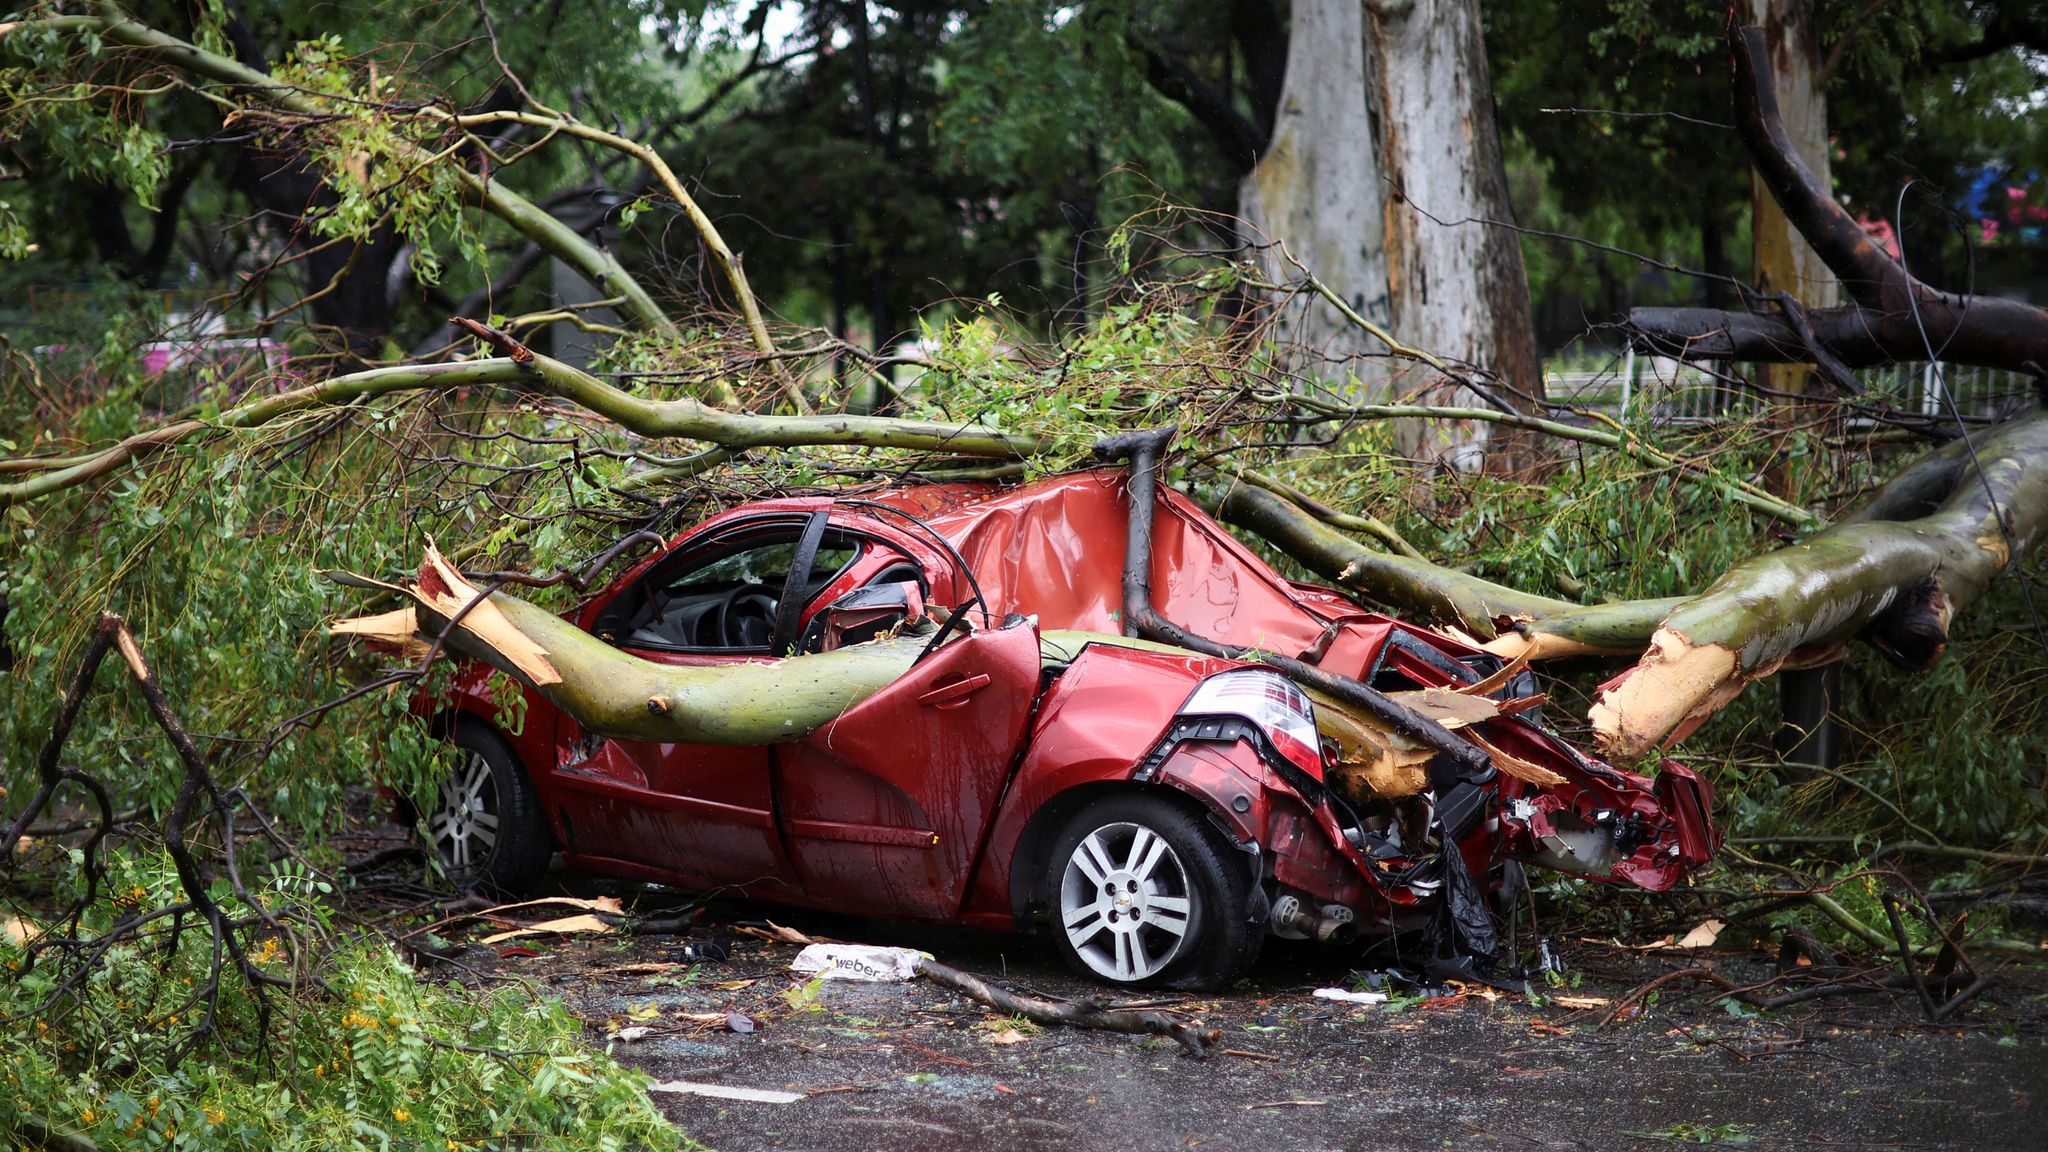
[711,582,781,648]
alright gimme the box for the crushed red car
[414,467,1718,989]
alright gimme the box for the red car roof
[869,470,1399,679]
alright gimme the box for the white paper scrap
[1312,987,1390,1005]
[789,943,928,982]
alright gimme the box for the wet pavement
[438,897,2048,1152]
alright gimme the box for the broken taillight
[1177,669,1323,779]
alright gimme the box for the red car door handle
[918,674,991,708]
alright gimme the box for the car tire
[425,719,552,896]
[1041,793,1264,991]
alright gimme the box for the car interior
[592,523,925,653]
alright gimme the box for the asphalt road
[446,900,2048,1152]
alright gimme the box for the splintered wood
[330,541,561,685]
[1316,682,1563,799]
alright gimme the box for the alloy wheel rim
[430,752,500,873]
[1058,821,1194,982]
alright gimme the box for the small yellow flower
[204,1107,224,1125]
[80,1109,96,1125]
[393,1109,412,1123]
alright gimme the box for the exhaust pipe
[1314,904,1357,945]
[1270,894,1358,944]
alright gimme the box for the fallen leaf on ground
[984,1027,1030,1045]
[711,978,759,991]
[726,1011,758,1034]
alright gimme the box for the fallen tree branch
[0,350,1045,506]
[914,957,1219,1058]
[330,544,939,744]
[5,613,303,1071]
[2,13,681,343]
[1629,304,2048,377]
[1627,26,2048,381]
[421,108,785,400]
[1103,429,1489,774]
[1263,391,1819,528]
[1587,408,2048,759]
[1214,482,1678,649]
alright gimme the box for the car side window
[596,530,859,651]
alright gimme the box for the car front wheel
[1042,794,1263,990]
[427,720,551,895]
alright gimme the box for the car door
[774,617,1042,920]
[548,514,862,894]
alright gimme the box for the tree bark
[1236,0,1394,374]
[1367,0,1542,469]
[1745,0,1837,391]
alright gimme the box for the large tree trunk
[1368,0,1542,470]
[1237,0,1393,373]
[1744,2,1841,763]
[1746,1,1837,336]
[1237,0,1540,470]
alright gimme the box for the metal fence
[1542,350,2036,424]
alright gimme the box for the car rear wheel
[427,721,551,895]
[1042,794,1263,990]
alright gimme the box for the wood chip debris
[480,913,615,944]
[1626,918,1727,952]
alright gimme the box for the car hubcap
[430,752,499,873]
[1059,822,1193,982]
